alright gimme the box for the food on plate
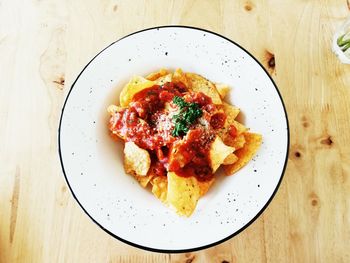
[107,68,262,216]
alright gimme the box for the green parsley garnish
[171,96,202,137]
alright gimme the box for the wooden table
[1,1,350,262]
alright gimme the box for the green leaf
[171,96,203,137]
[173,96,188,108]
[337,34,350,48]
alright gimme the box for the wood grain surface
[1,0,350,262]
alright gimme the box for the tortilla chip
[215,83,230,99]
[151,175,168,203]
[133,174,153,188]
[168,141,188,169]
[124,141,151,176]
[219,122,247,143]
[185,73,222,104]
[108,105,126,140]
[154,73,173,85]
[233,120,247,134]
[209,136,235,172]
[134,163,159,188]
[119,76,155,107]
[167,172,201,217]
[223,153,238,165]
[224,134,246,150]
[172,68,191,87]
[198,178,215,196]
[107,104,123,115]
[223,102,240,122]
[217,103,242,140]
[146,68,168,81]
[221,120,247,151]
[224,132,262,175]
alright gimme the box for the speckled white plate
[58,26,289,253]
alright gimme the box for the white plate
[59,26,289,252]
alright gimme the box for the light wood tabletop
[1,1,350,262]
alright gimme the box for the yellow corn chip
[233,120,247,134]
[134,163,159,188]
[224,134,246,150]
[168,141,188,169]
[198,178,215,196]
[219,110,247,149]
[224,132,262,175]
[119,76,155,107]
[146,68,168,81]
[124,141,151,176]
[151,175,168,203]
[217,103,242,140]
[172,68,191,87]
[223,102,240,122]
[133,174,153,188]
[107,104,123,115]
[185,73,222,104]
[209,136,235,172]
[215,83,230,99]
[154,73,173,85]
[223,153,238,165]
[167,172,201,217]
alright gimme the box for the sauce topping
[109,81,227,181]
[168,128,215,181]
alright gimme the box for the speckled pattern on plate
[58,26,289,253]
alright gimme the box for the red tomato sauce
[131,82,186,120]
[109,81,227,181]
[168,128,215,181]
